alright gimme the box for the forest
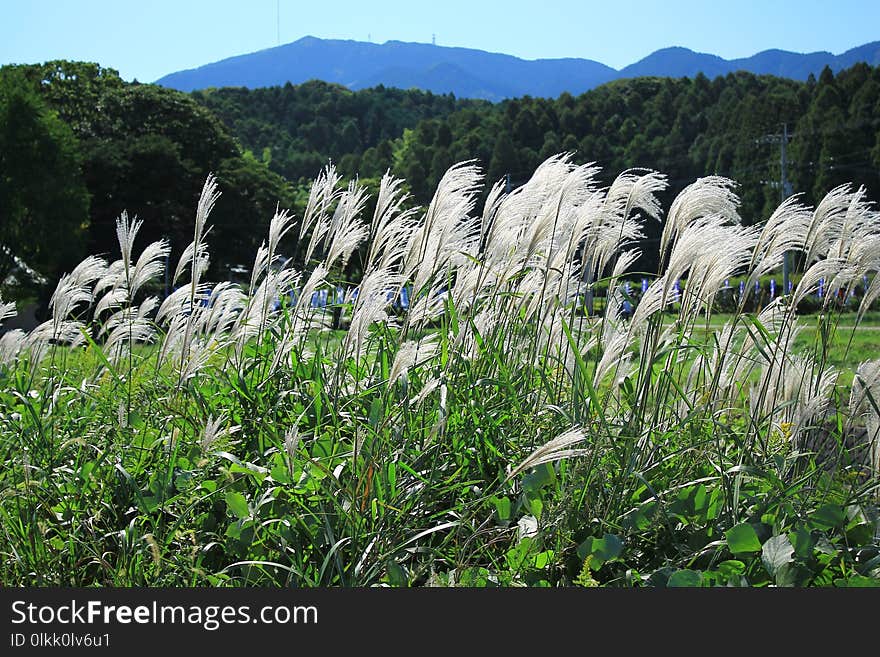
[2,59,880,299]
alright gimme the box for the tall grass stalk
[1,154,878,587]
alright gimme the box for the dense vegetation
[0,61,296,302]
[2,60,879,302]
[196,64,880,274]
[192,82,487,185]
[0,159,878,586]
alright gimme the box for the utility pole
[779,123,793,295]
[757,123,795,294]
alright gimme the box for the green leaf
[384,559,408,587]
[845,522,874,546]
[522,463,556,493]
[762,534,794,577]
[387,462,397,494]
[526,495,544,519]
[775,562,810,587]
[490,495,511,522]
[726,523,762,554]
[577,533,623,569]
[506,537,535,572]
[533,550,554,569]
[459,567,492,587]
[811,504,846,530]
[621,501,656,531]
[667,569,703,587]
[716,560,745,579]
[692,485,709,521]
[834,575,880,588]
[270,461,292,484]
[139,496,160,513]
[790,526,814,559]
[225,491,250,519]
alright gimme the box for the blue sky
[2,0,878,82]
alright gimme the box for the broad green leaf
[577,533,623,569]
[834,575,880,588]
[525,493,543,519]
[621,501,656,531]
[726,523,761,554]
[270,461,292,484]
[384,559,407,587]
[140,496,160,513]
[775,562,810,587]
[716,560,745,579]
[490,495,511,522]
[534,550,554,569]
[225,491,250,519]
[762,534,794,576]
[506,536,534,572]
[811,504,845,529]
[692,485,709,521]
[845,522,874,545]
[522,463,555,492]
[790,526,814,559]
[667,569,703,587]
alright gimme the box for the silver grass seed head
[507,427,590,482]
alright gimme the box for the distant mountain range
[155,36,880,101]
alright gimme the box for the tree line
[2,59,879,304]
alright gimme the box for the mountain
[156,37,617,102]
[617,42,880,81]
[155,36,880,100]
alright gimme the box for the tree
[488,131,518,185]
[211,156,298,275]
[0,69,89,292]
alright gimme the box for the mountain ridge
[155,36,880,101]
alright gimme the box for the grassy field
[1,160,878,587]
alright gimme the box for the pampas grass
[2,153,879,588]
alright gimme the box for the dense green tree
[4,57,880,296]
[0,70,89,290]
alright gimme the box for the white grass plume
[389,335,440,386]
[0,329,25,366]
[102,299,159,366]
[68,255,109,293]
[343,267,402,359]
[404,161,482,296]
[629,276,669,335]
[200,414,240,453]
[859,274,880,323]
[507,427,590,481]
[364,172,419,273]
[115,211,143,279]
[0,299,16,326]
[606,168,668,226]
[129,240,170,298]
[792,258,846,308]
[803,184,853,266]
[745,195,812,290]
[661,176,740,262]
[299,163,342,242]
[325,181,370,270]
[173,174,220,286]
[850,360,880,420]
